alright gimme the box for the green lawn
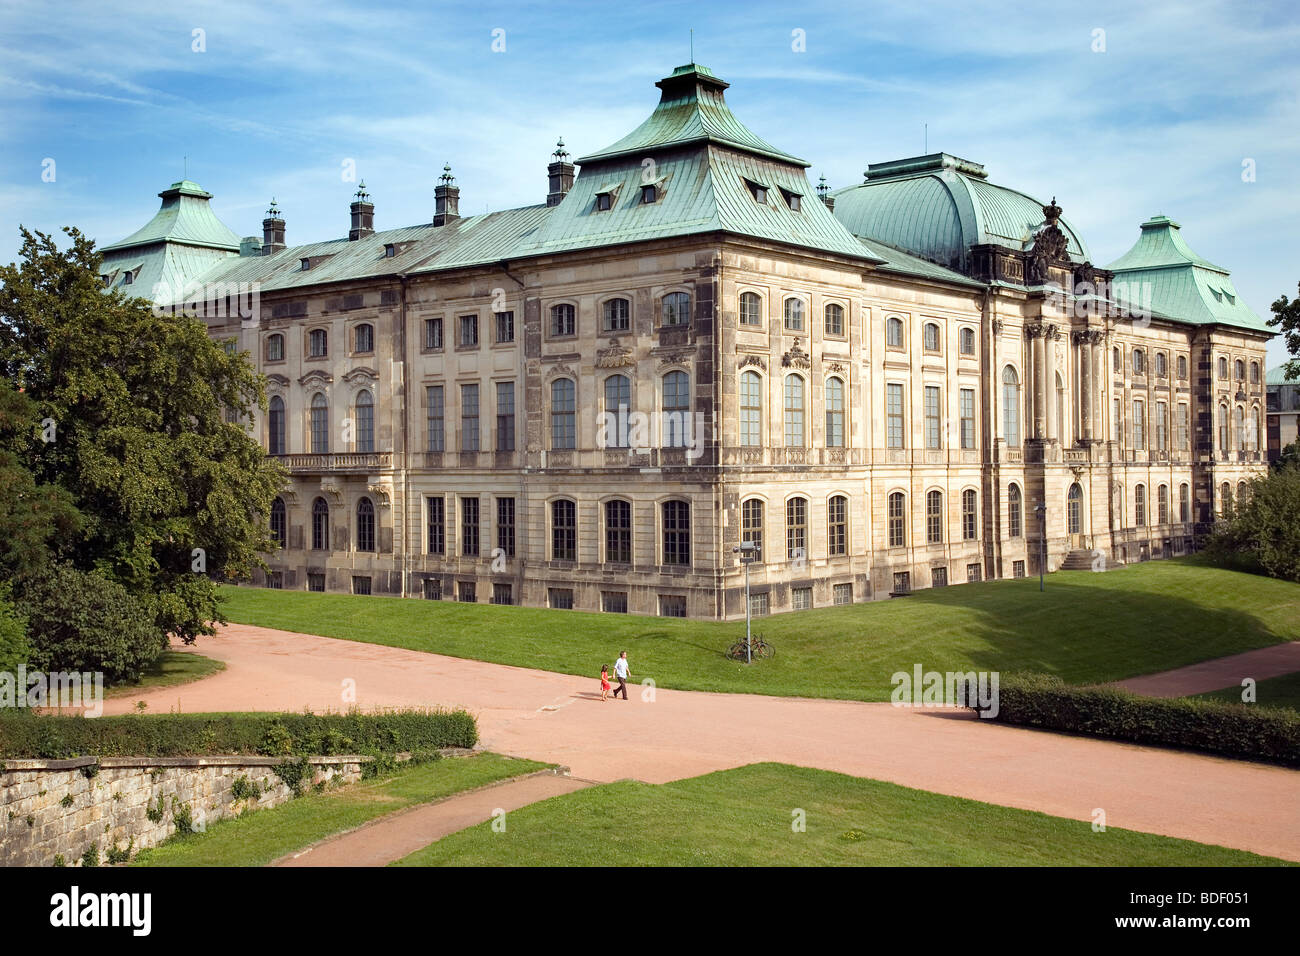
[218,559,1300,702]
[130,752,549,867]
[1196,671,1300,713]
[106,651,226,700]
[394,763,1293,867]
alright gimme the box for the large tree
[0,226,285,644]
[1270,282,1300,381]
[1206,463,1300,583]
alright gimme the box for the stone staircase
[1059,548,1122,571]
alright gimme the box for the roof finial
[439,163,455,185]
[817,174,829,199]
[552,138,570,161]
[1043,196,1062,223]
[266,197,281,218]
[354,180,370,202]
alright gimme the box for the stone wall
[0,754,369,867]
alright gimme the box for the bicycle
[727,633,774,661]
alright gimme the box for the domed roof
[830,153,1089,275]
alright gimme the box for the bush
[18,564,162,683]
[0,585,29,675]
[1205,462,1300,582]
[980,673,1300,767]
[0,709,478,759]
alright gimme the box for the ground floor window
[749,591,770,617]
[423,578,442,600]
[458,581,476,603]
[833,583,852,606]
[967,563,981,583]
[549,588,574,610]
[1013,560,1026,578]
[659,595,687,617]
[892,571,911,593]
[352,576,372,595]
[308,573,325,592]
[792,586,812,610]
[269,571,284,590]
[602,592,628,614]
[932,566,947,587]
[492,583,513,606]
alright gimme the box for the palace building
[97,63,1272,618]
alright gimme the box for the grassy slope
[219,559,1300,702]
[394,763,1293,867]
[1196,671,1300,713]
[130,752,549,867]
[105,651,226,700]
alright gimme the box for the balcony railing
[275,452,392,473]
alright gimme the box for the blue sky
[2,0,1297,366]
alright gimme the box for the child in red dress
[600,665,612,701]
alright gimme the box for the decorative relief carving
[319,481,343,505]
[545,363,579,382]
[656,352,692,370]
[342,366,379,384]
[595,339,634,368]
[298,369,333,387]
[266,374,290,393]
[782,342,811,370]
[738,354,767,371]
[826,361,847,374]
[992,319,1004,335]
[367,484,391,508]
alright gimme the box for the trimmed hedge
[0,709,477,761]
[977,673,1299,767]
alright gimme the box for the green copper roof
[1267,364,1298,386]
[101,180,242,253]
[577,64,809,168]
[830,153,1089,272]
[1106,216,1270,333]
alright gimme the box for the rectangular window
[308,573,325,593]
[1013,560,1026,579]
[549,588,574,610]
[1114,398,1122,446]
[786,498,807,560]
[662,501,691,566]
[887,383,905,449]
[1155,401,1167,451]
[424,317,443,350]
[605,499,632,564]
[496,497,515,557]
[352,576,372,596]
[268,572,283,590]
[924,386,942,449]
[492,583,513,606]
[792,587,812,610]
[960,389,975,449]
[427,496,445,555]
[658,595,686,618]
[460,497,479,557]
[427,386,445,452]
[749,591,770,617]
[892,571,911,594]
[496,381,515,451]
[827,496,847,556]
[1133,399,1145,449]
[459,315,478,348]
[1177,402,1189,450]
[423,578,442,600]
[833,583,852,605]
[740,372,762,446]
[457,581,476,603]
[495,311,514,343]
[932,567,948,587]
[601,592,628,614]
[967,563,982,583]
[460,384,479,452]
[552,501,576,561]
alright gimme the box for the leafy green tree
[1276,439,1300,473]
[0,584,30,676]
[0,227,285,645]
[1270,283,1300,381]
[1206,463,1300,583]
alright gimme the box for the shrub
[1205,462,1300,582]
[80,842,99,868]
[0,584,29,675]
[18,564,162,683]
[105,839,133,864]
[979,673,1300,766]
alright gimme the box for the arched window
[551,379,576,449]
[1008,484,1022,538]
[824,303,844,336]
[960,327,976,355]
[1113,346,1121,372]
[268,395,286,455]
[740,371,762,447]
[1155,352,1166,377]
[270,497,286,548]
[353,323,374,354]
[888,492,906,547]
[355,390,374,453]
[663,371,690,447]
[1220,482,1232,515]
[1134,484,1146,527]
[828,495,847,555]
[356,497,375,552]
[602,297,630,332]
[926,489,943,544]
[310,393,329,453]
[1002,366,1020,446]
[1177,355,1188,379]
[1218,403,1229,454]
[1235,406,1245,451]
[309,328,328,357]
[962,489,977,541]
[1179,483,1190,523]
[311,497,329,551]
[741,498,764,559]
[603,375,631,449]
[1252,404,1262,450]
[605,499,632,564]
[1237,480,1247,505]
[886,317,904,348]
[552,499,576,560]
[783,297,804,331]
[1055,372,1066,443]
[740,291,762,327]
[1068,483,1083,534]
[1218,356,1229,379]
[923,322,940,352]
[1235,359,1245,381]
[785,497,807,559]
[266,333,284,362]
[661,292,691,327]
[825,377,845,448]
[1250,361,1260,384]
[783,375,805,447]
[1158,484,1169,525]
[551,303,576,337]
[1132,349,1145,375]
[662,500,691,565]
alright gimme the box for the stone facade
[0,755,366,867]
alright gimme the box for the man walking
[611,651,630,700]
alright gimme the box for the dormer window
[746,179,768,204]
[121,270,134,286]
[781,188,801,211]
[384,244,396,258]
[596,192,612,211]
[300,258,311,271]
[640,184,657,204]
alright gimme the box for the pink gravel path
[1113,642,1300,697]
[103,624,1300,862]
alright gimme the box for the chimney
[262,198,286,254]
[433,164,460,226]
[349,181,375,240]
[547,138,575,207]
[239,236,263,257]
[817,175,835,212]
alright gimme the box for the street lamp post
[732,541,759,663]
[1034,501,1047,592]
